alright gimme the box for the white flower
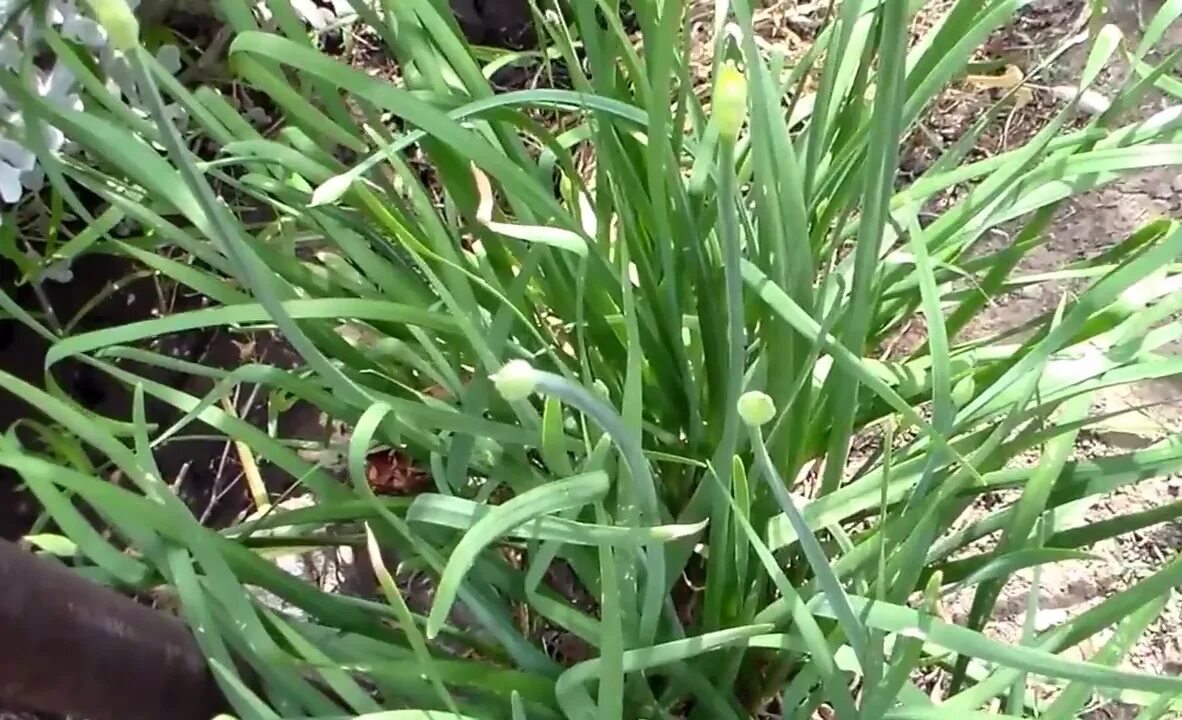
[0,0,184,209]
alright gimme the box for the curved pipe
[0,540,229,720]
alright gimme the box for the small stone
[1033,607,1070,632]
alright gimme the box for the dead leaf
[1013,86,1034,110]
[365,448,431,496]
[965,64,1025,90]
[423,384,452,399]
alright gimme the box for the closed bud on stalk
[923,569,943,613]
[712,60,748,142]
[737,391,775,427]
[951,375,975,408]
[86,0,139,52]
[492,359,538,401]
[592,379,610,401]
[311,173,354,207]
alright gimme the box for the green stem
[702,135,748,635]
[531,370,666,646]
[749,425,869,669]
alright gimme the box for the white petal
[0,161,23,203]
[0,138,35,171]
[163,102,188,128]
[105,55,136,97]
[0,33,21,68]
[114,217,137,236]
[44,260,73,283]
[155,44,181,75]
[62,16,107,47]
[42,63,76,99]
[41,125,65,154]
[245,106,269,125]
[19,167,44,192]
[290,0,327,27]
[18,14,39,44]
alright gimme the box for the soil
[0,250,328,539]
[0,252,205,539]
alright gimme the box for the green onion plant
[3,0,1182,717]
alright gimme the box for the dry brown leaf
[965,63,1025,90]
[365,448,431,496]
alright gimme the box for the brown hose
[0,540,229,720]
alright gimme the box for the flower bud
[737,391,775,427]
[592,379,610,402]
[951,375,975,408]
[712,60,748,142]
[492,359,538,401]
[86,0,139,53]
[311,173,354,207]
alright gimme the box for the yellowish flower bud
[713,60,748,142]
[86,0,139,53]
[492,359,538,401]
[737,391,775,427]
